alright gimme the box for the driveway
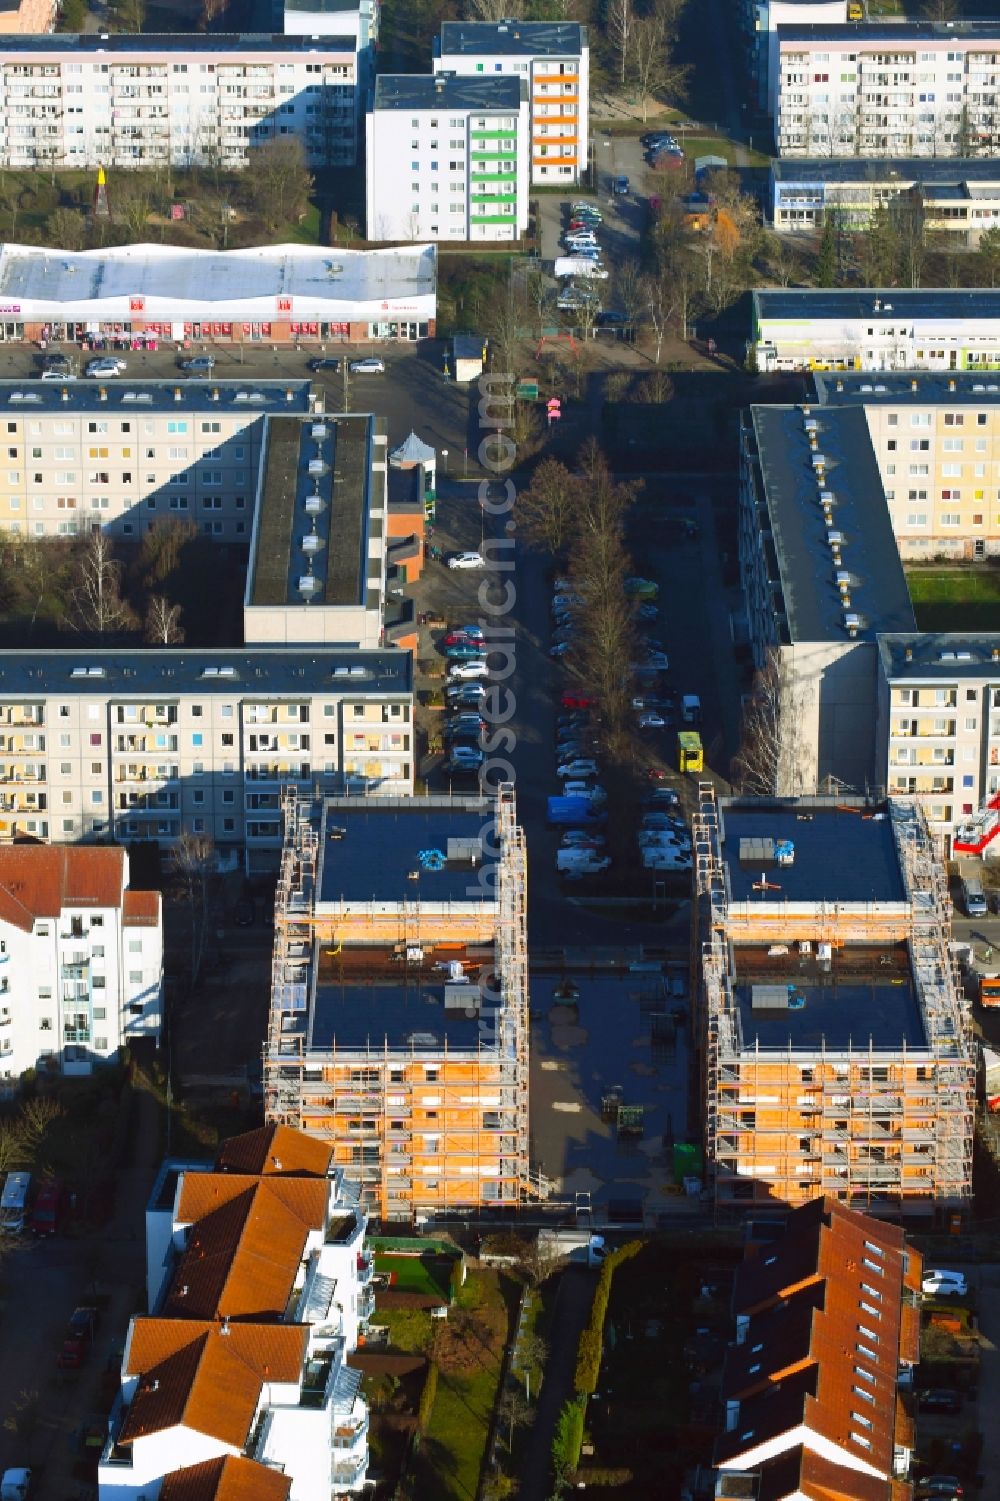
[517,1266,596,1501]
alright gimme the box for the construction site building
[692,787,974,1223]
[263,785,529,1223]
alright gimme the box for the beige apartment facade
[0,380,316,541]
[0,650,413,864]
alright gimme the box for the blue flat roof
[779,20,1000,42]
[310,978,485,1050]
[316,796,497,906]
[755,287,1000,322]
[735,977,925,1052]
[0,648,411,697]
[0,379,313,414]
[813,371,1000,405]
[721,805,906,905]
[438,19,585,55]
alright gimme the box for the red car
[443,632,480,648]
[561,690,595,710]
[57,1306,98,1369]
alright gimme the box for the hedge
[417,1360,439,1433]
[573,1241,644,1396]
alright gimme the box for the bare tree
[248,136,314,233]
[516,458,582,554]
[498,1384,531,1451]
[171,833,215,992]
[614,257,645,336]
[631,11,689,124]
[114,179,154,241]
[731,649,805,796]
[111,0,146,30]
[641,270,669,364]
[980,226,1000,288]
[466,0,524,17]
[144,594,185,646]
[607,0,632,88]
[49,206,88,252]
[70,532,134,636]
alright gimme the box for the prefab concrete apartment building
[264,786,530,1222]
[774,21,1000,156]
[0,32,362,170]
[771,156,1000,239]
[693,787,974,1221]
[365,73,530,243]
[434,21,588,187]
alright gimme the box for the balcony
[332,1412,369,1451]
[332,1457,366,1491]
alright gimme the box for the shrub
[448,1253,465,1304]
[417,1360,438,1432]
[572,1467,633,1487]
[574,1241,644,1396]
[552,1396,585,1479]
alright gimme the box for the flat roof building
[771,156,1000,241]
[245,413,387,648]
[753,287,1000,374]
[434,20,589,187]
[0,242,437,347]
[366,73,530,243]
[264,785,529,1221]
[692,787,974,1220]
[739,402,914,794]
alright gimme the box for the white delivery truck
[554,256,609,281]
[537,1231,607,1268]
[0,1172,31,1234]
[556,849,611,876]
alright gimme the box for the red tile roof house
[713,1196,922,1501]
[99,1125,371,1501]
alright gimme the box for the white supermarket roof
[0,242,437,322]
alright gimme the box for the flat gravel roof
[317,797,497,907]
[722,805,906,906]
[735,977,925,1052]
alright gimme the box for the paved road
[517,1266,596,1501]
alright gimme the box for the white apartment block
[0,844,161,1085]
[0,33,361,170]
[814,371,1000,560]
[876,635,1000,854]
[435,20,588,186]
[740,0,848,113]
[775,22,1000,156]
[0,649,414,863]
[753,288,1000,374]
[102,1124,372,1500]
[0,380,316,541]
[365,73,529,243]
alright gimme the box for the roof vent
[993,647,1000,662]
[828,530,845,546]
[905,646,913,661]
[873,297,881,311]
[819,490,833,506]
[811,453,826,470]
[174,387,182,402]
[301,532,322,554]
[99,386,107,402]
[836,379,844,391]
[844,611,860,637]
[911,379,918,391]
[211,387,220,402]
[949,379,957,392]
[61,386,69,402]
[299,575,319,598]
[220,1317,231,1337]
[285,388,294,402]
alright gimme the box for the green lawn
[906,568,1000,632]
[375,1252,454,1299]
[681,134,772,169]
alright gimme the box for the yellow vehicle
[677,731,703,773]
[847,2,863,19]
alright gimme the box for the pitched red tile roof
[755,1445,894,1501]
[123,889,161,926]
[121,1319,307,1449]
[0,845,127,932]
[159,1456,291,1501]
[214,1124,333,1179]
[164,1175,328,1321]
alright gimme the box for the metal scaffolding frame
[262,783,532,1220]
[693,783,974,1218]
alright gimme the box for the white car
[85,356,127,377]
[448,552,486,570]
[557,758,599,779]
[348,357,385,374]
[448,660,490,681]
[922,1269,968,1297]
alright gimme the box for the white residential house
[102,1125,372,1501]
[366,72,529,242]
[434,20,589,186]
[0,844,161,1085]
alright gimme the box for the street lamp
[441,448,449,476]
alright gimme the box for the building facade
[365,73,530,243]
[775,21,1000,156]
[771,156,1000,238]
[0,380,316,540]
[0,844,161,1085]
[0,649,413,859]
[693,788,975,1222]
[264,786,530,1222]
[0,243,437,347]
[0,32,360,170]
[435,20,588,186]
[101,1124,371,1499]
[715,1196,920,1501]
[753,288,1000,373]
[740,0,848,114]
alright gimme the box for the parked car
[561,691,595,710]
[557,758,599,779]
[449,660,491,681]
[624,576,659,599]
[444,631,481,647]
[561,831,606,849]
[29,1179,65,1237]
[922,1269,968,1297]
[611,174,630,194]
[917,1389,962,1414]
[234,896,255,928]
[57,1306,99,1369]
[179,355,216,372]
[550,642,575,658]
[916,1480,964,1500]
[445,642,487,660]
[447,748,484,772]
[638,711,667,729]
[307,357,341,372]
[85,357,126,378]
[444,716,485,739]
[40,370,77,381]
[452,624,485,641]
[596,310,628,328]
[448,551,486,570]
[348,357,385,374]
[645,787,681,808]
[446,682,486,704]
